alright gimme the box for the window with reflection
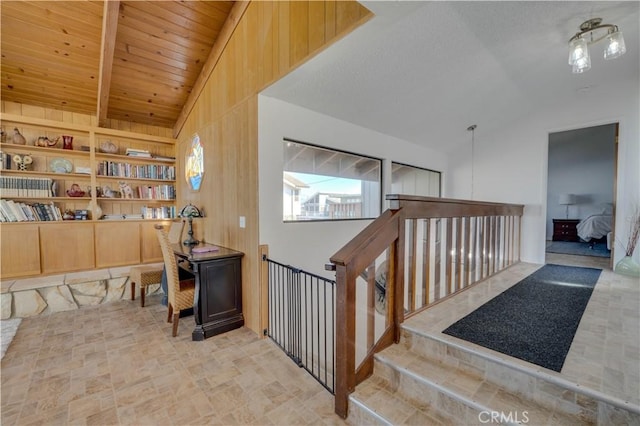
[391,162,441,197]
[283,139,382,222]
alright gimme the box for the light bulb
[572,54,591,74]
[568,37,589,65]
[604,30,626,60]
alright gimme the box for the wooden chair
[130,220,184,307]
[156,225,196,337]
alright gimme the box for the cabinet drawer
[552,220,580,242]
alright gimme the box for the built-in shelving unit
[0,113,178,278]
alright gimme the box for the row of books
[141,205,177,219]
[0,199,62,222]
[1,176,54,198]
[1,200,178,222]
[97,161,176,180]
[137,185,176,200]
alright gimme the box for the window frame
[390,161,442,197]
[283,138,383,223]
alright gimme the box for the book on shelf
[7,200,27,221]
[0,206,9,222]
[136,184,176,200]
[0,176,54,198]
[125,148,151,158]
[33,203,47,221]
[0,199,17,222]
[152,155,176,162]
[102,214,126,220]
[124,214,143,220]
[74,209,88,220]
[2,152,11,170]
[0,200,62,222]
[97,161,175,180]
[140,205,176,219]
[20,203,35,221]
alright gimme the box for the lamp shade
[568,37,589,65]
[559,194,576,205]
[179,203,203,218]
[604,30,626,60]
[572,55,591,73]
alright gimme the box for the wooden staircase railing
[328,195,524,418]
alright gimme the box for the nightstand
[552,219,580,242]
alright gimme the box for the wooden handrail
[331,210,399,272]
[331,195,524,419]
[387,194,524,218]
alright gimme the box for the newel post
[334,263,355,418]
[393,213,406,343]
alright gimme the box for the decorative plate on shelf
[49,158,73,173]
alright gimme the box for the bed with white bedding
[577,214,613,242]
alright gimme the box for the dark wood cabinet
[552,219,580,242]
[172,243,244,341]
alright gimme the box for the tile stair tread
[372,343,584,425]
[349,375,456,426]
[401,328,640,415]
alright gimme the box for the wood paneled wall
[176,1,372,335]
[1,101,173,138]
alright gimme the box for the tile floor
[405,258,640,408]
[1,297,345,426]
[545,250,612,270]
[2,252,637,425]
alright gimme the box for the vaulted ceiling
[1,1,237,130]
[3,1,638,152]
[264,1,639,153]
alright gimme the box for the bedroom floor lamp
[559,194,576,219]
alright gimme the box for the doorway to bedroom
[545,123,618,270]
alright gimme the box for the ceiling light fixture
[568,18,626,74]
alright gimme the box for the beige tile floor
[1,298,345,426]
[545,251,612,270]
[2,251,637,425]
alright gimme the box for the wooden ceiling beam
[173,0,250,138]
[97,0,120,126]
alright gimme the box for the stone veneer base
[0,264,164,319]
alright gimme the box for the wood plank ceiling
[1,1,235,129]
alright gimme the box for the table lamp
[558,194,576,219]
[179,203,203,245]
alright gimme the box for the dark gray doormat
[442,264,601,372]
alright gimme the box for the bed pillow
[581,204,603,218]
[601,203,614,215]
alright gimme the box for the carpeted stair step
[398,326,640,425]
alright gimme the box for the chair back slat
[156,227,180,308]
[168,220,184,244]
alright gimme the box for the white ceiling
[262,1,639,153]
